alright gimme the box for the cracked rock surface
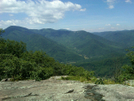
[0,76,134,101]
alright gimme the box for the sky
[0,0,134,32]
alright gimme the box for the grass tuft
[60,76,134,87]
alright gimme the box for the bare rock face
[124,80,134,86]
[0,76,134,101]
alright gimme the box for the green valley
[1,26,134,78]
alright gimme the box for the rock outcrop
[0,76,134,101]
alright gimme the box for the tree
[0,39,27,58]
[117,48,134,83]
[126,47,134,65]
[112,57,123,83]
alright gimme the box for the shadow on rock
[84,85,105,101]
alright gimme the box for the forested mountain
[93,30,134,48]
[2,26,84,62]
[2,26,133,77]
[0,36,95,81]
[3,26,126,62]
[31,28,125,59]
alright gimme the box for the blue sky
[0,0,134,32]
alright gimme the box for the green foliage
[117,65,134,83]
[61,76,88,82]
[0,54,40,80]
[38,67,54,80]
[0,37,94,81]
[21,50,55,67]
[113,48,134,83]
[3,26,126,64]
[95,78,104,85]
[0,39,26,58]
[36,28,124,59]
[126,47,134,65]
[2,26,130,78]
[94,30,134,48]
[3,26,84,63]
[75,56,128,78]
[60,69,95,82]
[61,76,70,80]
[3,26,134,83]
[84,71,95,80]
[90,76,98,82]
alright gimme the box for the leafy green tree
[38,67,54,79]
[0,39,27,58]
[126,47,134,65]
[0,54,40,80]
[117,48,134,83]
[21,50,55,67]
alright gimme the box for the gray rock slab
[0,76,134,101]
[124,80,134,86]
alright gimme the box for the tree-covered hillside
[31,28,125,59]
[2,26,84,63]
[2,26,133,77]
[0,28,134,84]
[0,36,95,81]
[93,30,134,48]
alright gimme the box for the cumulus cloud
[0,0,85,25]
[106,0,116,9]
[125,0,132,3]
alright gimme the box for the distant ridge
[31,27,124,58]
[93,30,134,48]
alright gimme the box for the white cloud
[0,0,85,25]
[125,0,132,3]
[0,20,21,27]
[106,0,116,9]
[116,24,120,26]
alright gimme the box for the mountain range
[93,30,134,48]
[2,26,134,77]
[2,26,84,62]
[2,26,127,62]
[31,28,125,59]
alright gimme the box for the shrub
[95,78,104,85]
[0,54,39,80]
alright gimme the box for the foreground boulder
[0,76,134,101]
